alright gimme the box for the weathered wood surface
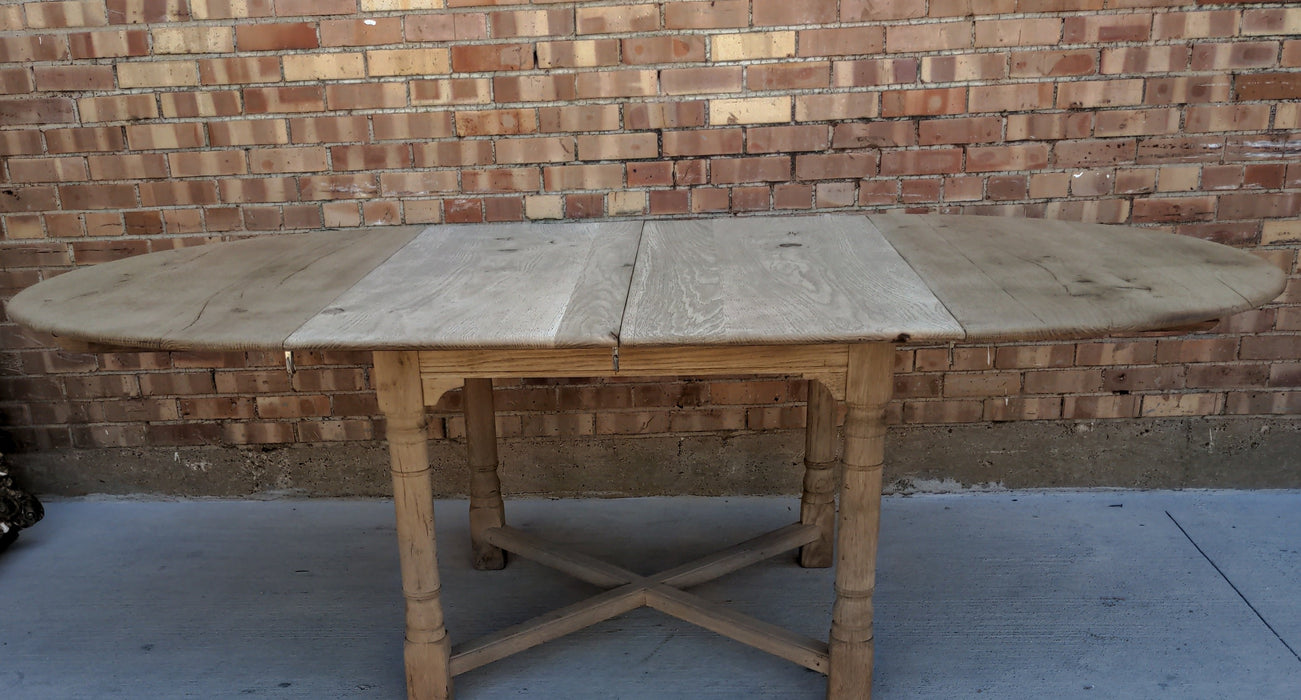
[619,215,963,346]
[7,228,421,351]
[874,213,1287,342]
[8,214,1287,351]
[287,221,642,349]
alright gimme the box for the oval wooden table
[9,214,1286,699]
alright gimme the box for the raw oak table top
[7,214,1286,700]
[9,213,1282,352]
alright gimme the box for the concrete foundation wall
[13,416,1300,498]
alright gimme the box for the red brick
[1187,105,1271,133]
[797,94,879,122]
[244,86,325,114]
[1191,42,1280,71]
[576,4,658,33]
[378,171,457,197]
[331,144,412,171]
[2,34,70,61]
[747,125,829,154]
[880,149,963,176]
[663,128,743,157]
[886,21,972,53]
[576,133,655,161]
[1136,136,1226,165]
[27,0,108,28]
[832,59,919,87]
[575,70,657,98]
[1063,14,1151,43]
[881,88,966,117]
[799,27,884,57]
[456,108,536,137]
[626,102,706,129]
[1219,193,1301,220]
[969,83,1054,112]
[274,0,353,16]
[709,156,789,184]
[1062,394,1140,419]
[220,175,299,201]
[1152,10,1238,40]
[451,43,533,72]
[412,141,492,168]
[1145,76,1231,105]
[665,0,748,29]
[489,9,573,38]
[373,112,454,140]
[536,39,619,69]
[405,12,486,42]
[8,157,88,183]
[542,163,622,191]
[140,181,219,206]
[414,78,494,105]
[843,0,927,21]
[462,168,541,194]
[1132,196,1216,223]
[33,65,114,91]
[748,62,830,90]
[660,67,742,96]
[794,153,875,180]
[1094,108,1181,137]
[752,0,837,26]
[326,83,407,110]
[901,400,983,424]
[236,22,317,51]
[627,161,671,187]
[320,17,401,46]
[623,36,705,65]
[0,97,77,126]
[832,122,915,149]
[1011,50,1097,78]
[1236,73,1301,101]
[974,18,1062,48]
[1100,46,1189,74]
[1057,79,1144,108]
[198,56,279,85]
[496,136,575,164]
[539,104,621,132]
[920,117,1001,145]
[299,174,379,200]
[921,53,1008,82]
[290,115,369,143]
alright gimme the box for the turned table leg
[828,343,893,700]
[373,351,453,700]
[800,378,837,568]
[464,377,506,570]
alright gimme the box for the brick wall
[0,1,1297,463]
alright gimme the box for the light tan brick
[153,26,234,54]
[711,32,795,62]
[284,53,365,81]
[117,60,198,88]
[710,96,790,125]
[367,48,450,76]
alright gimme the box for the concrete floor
[2,492,1299,699]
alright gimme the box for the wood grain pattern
[874,214,1288,342]
[287,221,642,349]
[620,215,963,346]
[7,228,422,351]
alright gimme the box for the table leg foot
[375,351,454,700]
[465,378,506,571]
[827,344,892,700]
[405,637,453,700]
[800,378,837,568]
